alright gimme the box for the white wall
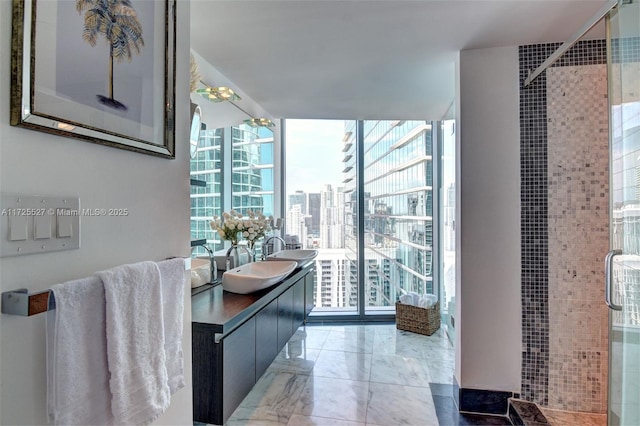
[0,1,193,424]
[455,46,522,392]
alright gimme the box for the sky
[285,119,346,195]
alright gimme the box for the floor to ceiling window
[439,111,456,343]
[284,119,436,318]
[362,120,434,314]
[284,120,357,312]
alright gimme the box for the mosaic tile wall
[519,40,608,409]
[546,64,609,413]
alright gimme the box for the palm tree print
[76,0,144,110]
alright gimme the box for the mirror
[189,102,202,158]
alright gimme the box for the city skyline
[285,120,436,310]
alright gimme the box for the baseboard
[453,377,520,416]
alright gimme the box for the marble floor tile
[424,354,455,385]
[239,371,309,414]
[225,406,291,426]
[366,323,398,335]
[366,381,439,426]
[324,325,378,334]
[287,414,366,426]
[293,376,370,423]
[312,349,372,381]
[268,346,321,375]
[322,329,375,353]
[293,327,331,350]
[371,332,430,359]
[211,324,462,426]
[369,353,432,387]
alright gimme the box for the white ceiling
[190,0,608,121]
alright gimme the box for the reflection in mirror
[190,122,274,258]
[189,103,202,158]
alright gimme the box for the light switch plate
[1,194,80,257]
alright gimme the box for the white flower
[217,229,225,239]
[248,234,255,240]
[228,222,236,230]
[243,231,249,238]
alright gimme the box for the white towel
[419,294,438,308]
[98,261,170,426]
[157,258,186,395]
[408,291,420,305]
[46,276,113,425]
[399,294,414,305]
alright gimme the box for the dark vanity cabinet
[304,268,315,317]
[255,298,278,379]
[293,277,306,329]
[192,264,315,425]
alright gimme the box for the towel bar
[1,289,51,316]
[1,258,190,316]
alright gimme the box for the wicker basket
[395,301,441,336]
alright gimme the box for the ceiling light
[196,86,241,103]
[244,118,275,128]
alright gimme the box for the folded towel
[46,276,113,425]
[98,261,170,426]
[418,294,438,308]
[425,294,438,307]
[157,258,186,395]
[408,291,420,306]
[399,294,414,305]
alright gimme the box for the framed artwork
[10,0,177,158]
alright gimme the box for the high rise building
[190,124,274,254]
[190,128,223,253]
[307,193,321,236]
[445,182,456,251]
[314,249,350,308]
[288,190,307,215]
[320,184,345,249]
[286,204,308,248]
[231,125,275,217]
[359,120,434,307]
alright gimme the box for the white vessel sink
[266,249,318,268]
[222,260,297,294]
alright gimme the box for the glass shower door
[607,3,640,425]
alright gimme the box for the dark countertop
[191,263,313,336]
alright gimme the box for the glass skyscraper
[191,123,274,255]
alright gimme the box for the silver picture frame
[10,0,176,158]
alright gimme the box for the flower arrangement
[210,209,271,248]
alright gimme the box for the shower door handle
[605,249,623,311]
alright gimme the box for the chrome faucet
[195,244,216,282]
[263,236,286,259]
[225,244,253,270]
